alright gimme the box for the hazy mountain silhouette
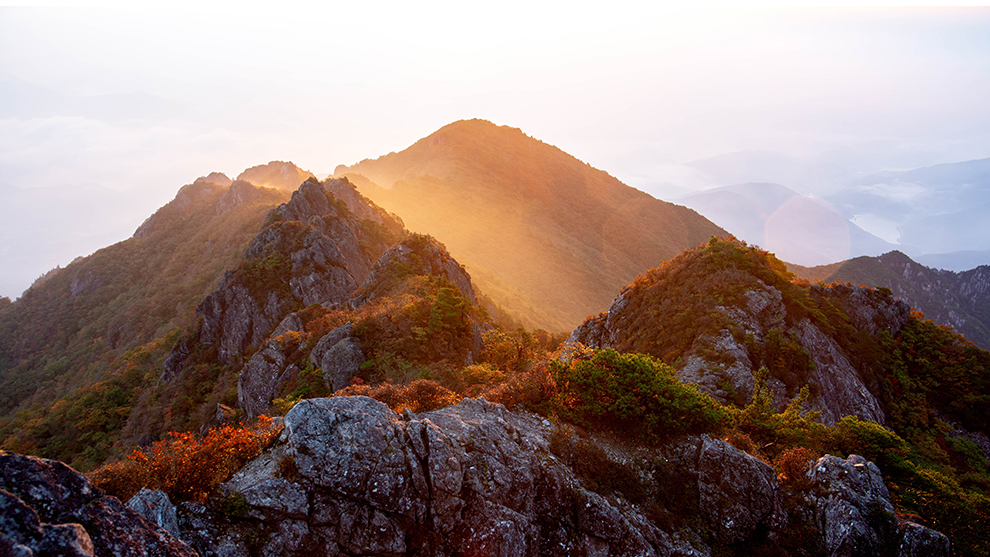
[679,182,897,267]
[336,119,726,331]
[828,157,990,259]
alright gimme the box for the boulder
[309,323,364,392]
[127,489,181,540]
[809,454,898,557]
[0,452,195,557]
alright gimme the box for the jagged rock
[237,337,298,419]
[0,452,102,521]
[808,454,900,557]
[569,276,893,426]
[696,436,777,544]
[265,179,334,224]
[797,320,886,425]
[895,521,951,557]
[0,452,195,557]
[819,283,911,337]
[187,180,400,369]
[35,522,94,557]
[324,178,388,225]
[127,489,181,540]
[309,323,364,392]
[66,496,196,557]
[356,237,477,305]
[188,396,912,557]
[197,280,290,366]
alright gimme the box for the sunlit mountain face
[337,119,726,332]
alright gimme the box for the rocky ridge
[169,177,402,373]
[2,396,949,556]
[792,250,990,350]
[163,177,487,420]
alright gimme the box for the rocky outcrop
[0,398,950,557]
[215,180,284,215]
[807,454,950,557]
[178,179,402,369]
[237,314,305,419]
[570,279,907,425]
[309,322,364,392]
[152,396,947,557]
[355,234,478,306]
[0,451,195,557]
[127,489,181,539]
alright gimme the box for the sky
[2,4,990,297]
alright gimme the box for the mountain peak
[236,161,314,191]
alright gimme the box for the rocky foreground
[1,396,950,557]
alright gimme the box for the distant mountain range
[678,182,898,266]
[682,150,990,272]
[336,119,726,331]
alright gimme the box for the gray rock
[696,435,777,544]
[308,324,363,392]
[237,337,298,418]
[126,489,181,540]
[809,454,897,557]
[896,521,951,557]
[796,319,886,425]
[0,453,194,557]
[36,523,94,557]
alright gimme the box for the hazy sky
[2,5,990,297]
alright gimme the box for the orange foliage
[89,416,281,503]
[335,379,462,414]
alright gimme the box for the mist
[2,5,990,297]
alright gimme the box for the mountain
[916,248,990,272]
[0,172,304,469]
[235,161,315,191]
[827,157,990,260]
[336,119,726,331]
[678,182,898,266]
[788,250,990,350]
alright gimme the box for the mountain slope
[0,173,301,468]
[337,119,725,331]
[789,251,990,350]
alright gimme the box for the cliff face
[1,396,949,557]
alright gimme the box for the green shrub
[550,349,730,442]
